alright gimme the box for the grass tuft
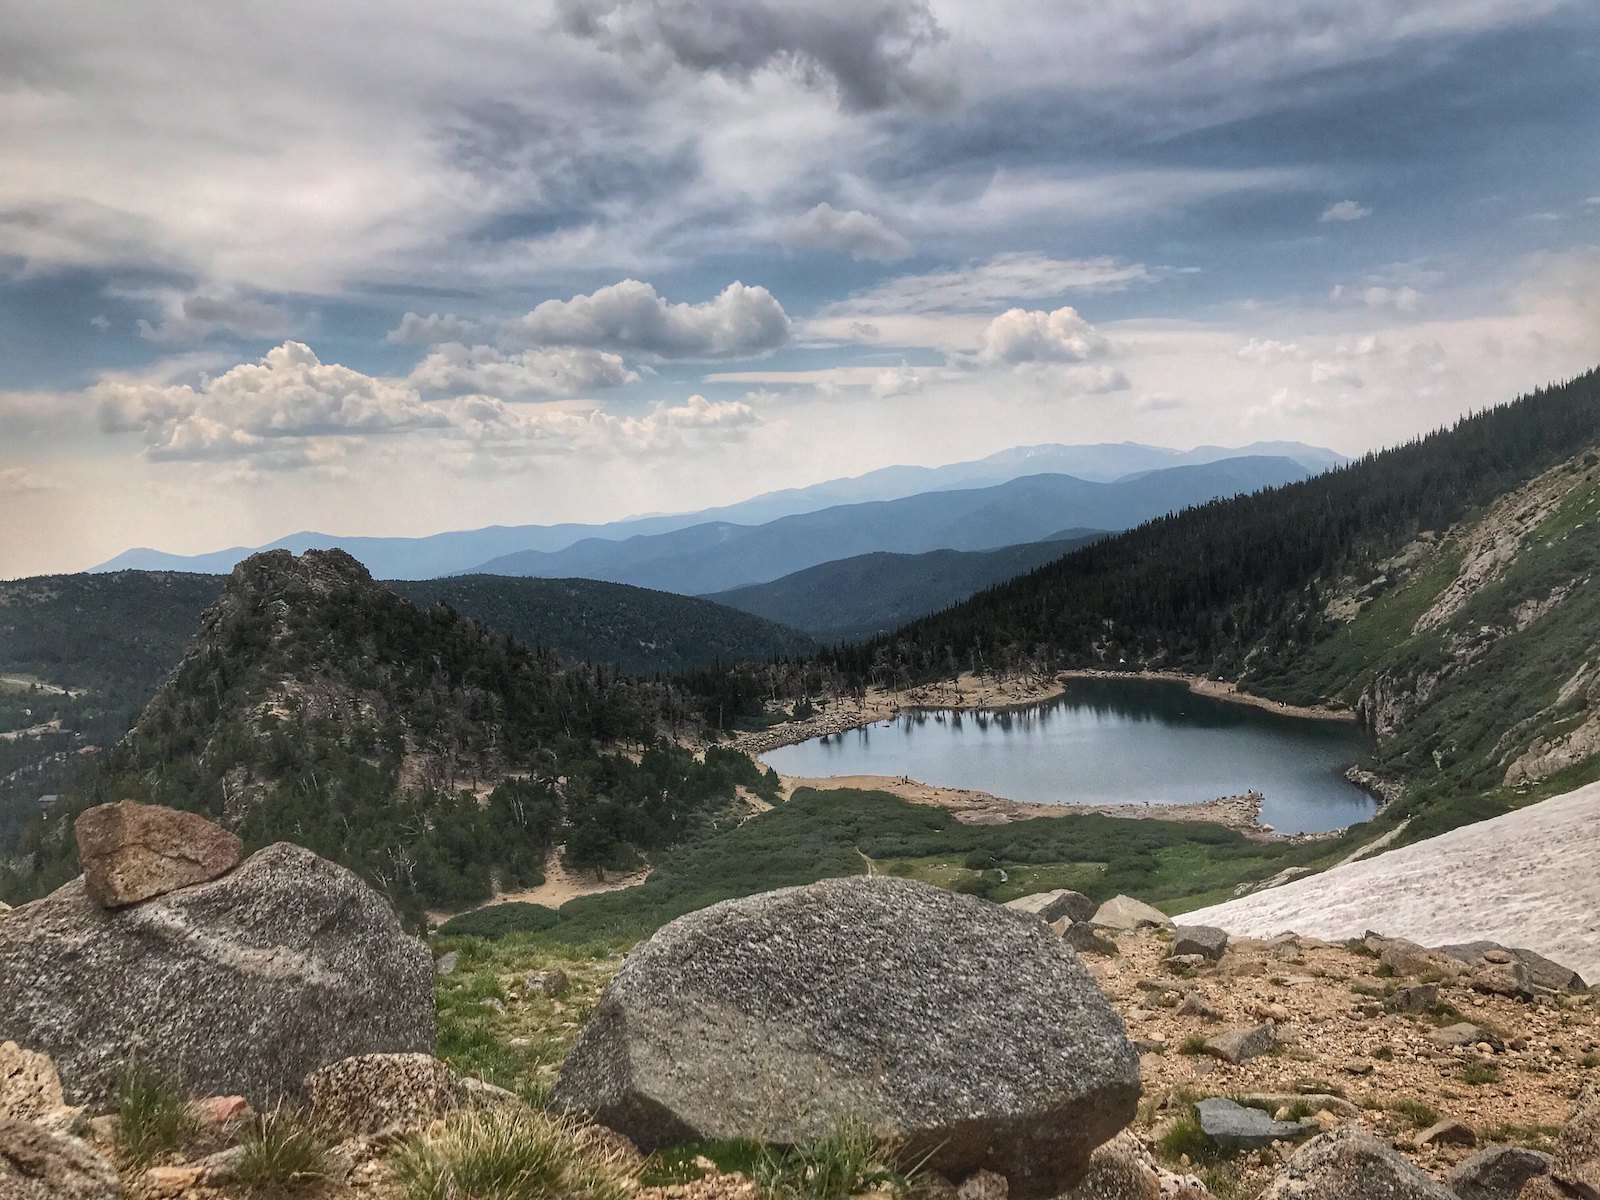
[114,1063,196,1166]
[236,1106,331,1194]
[753,1119,916,1200]
[393,1108,629,1200]
[1462,1062,1503,1086]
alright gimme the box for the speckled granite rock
[552,876,1140,1197]
[1262,1127,1455,1200]
[305,1053,462,1136]
[75,801,242,908]
[0,1119,120,1199]
[0,843,433,1107]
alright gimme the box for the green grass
[1156,1115,1220,1166]
[1177,1035,1209,1055]
[113,1064,196,1166]
[1382,1099,1439,1129]
[753,1119,917,1200]
[1479,1122,1563,1151]
[1462,1062,1502,1086]
[392,1108,629,1200]
[536,789,1315,945]
[437,903,560,939]
[236,1107,331,1194]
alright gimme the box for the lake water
[762,677,1378,834]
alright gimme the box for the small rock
[0,1042,65,1123]
[143,1164,203,1196]
[480,997,507,1015]
[1373,935,1459,980]
[523,968,569,998]
[1195,1098,1316,1151]
[189,1095,251,1126]
[1204,1024,1276,1065]
[1051,919,1119,956]
[1132,1037,1167,1055]
[75,800,242,908]
[1385,984,1438,1014]
[1416,1120,1477,1148]
[0,1119,121,1200]
[1446,1145,1551,1200]
[1466,960,1534,1001]
[194,1145,249,1186]
[1177,993,1219,1020]
[1172,926,1229,961]
[1263,1126,1456,1199]
[1091,895,1174,932]
[1004,890,1095,925]
[434,951,459,976]
[305,1053,462,1137]
[1163,954,1208,973]
[1428,1023,1502,1051]
[957,1168,1008,1200]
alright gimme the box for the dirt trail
[1187,780,1600,980]
[476,847,649,911]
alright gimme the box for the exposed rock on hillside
[552,876,1140,1197]
[1004,887,1094,924]
[1263,1127,1455,1199]
[75,800,241,907]
[1092,894,1174,931]
[0,839,432,1106]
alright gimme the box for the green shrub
[438,903,560,939]
[1384,1099,1438,1128]
[1462,1062,1502,1086]
[754,1120,918,1200]
[1177,1035,1209,1055]
[1156,1115,1215,1165]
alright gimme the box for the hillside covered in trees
[1,550,778,921]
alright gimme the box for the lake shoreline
[776,772,1326,840]
[737,667,1360,758]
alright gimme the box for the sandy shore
[780,771,1283,836]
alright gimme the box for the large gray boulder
[1263,1127,1455,1200]
[1437,942,1588,994]
[0,842,433,1107]
[1091,895,1173,931]
[1445,1145,1551,1200]
[552,876,1140,1197]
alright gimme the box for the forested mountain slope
[1,551,778,920]
[707,532,1103,642]
[839,369,1600,836]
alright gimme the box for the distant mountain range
[705,532,1105,643]
[472,457,1314,595]
[87,440,1343,580]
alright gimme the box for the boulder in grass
[1003,889,1095,925]
[552,876,1140,1198]
[0,843,433,1107]
[1263,1127,1456,1200]
[75,801,242,908]
[1204,1024,1276,1064]
[1090,895,1173,932]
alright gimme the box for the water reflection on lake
[761,677,1378,834]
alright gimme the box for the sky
[2,1,1599,578]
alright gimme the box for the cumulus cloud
[136,289,297,343]
[1321,199,1372,223]
[387,312,482,346]
[499,279,791,358]
[436,391,761,459]
[1236,337,1305,364]
[824,253,1155,316]
[783,203,911,261]
[556,0,953,112]
[93,341,446,462]
[1332,283,1422,312]
[0,467,49,493]
[975,306,1108,366]
[407,343,637,399]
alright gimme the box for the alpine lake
[761,676,1378,835]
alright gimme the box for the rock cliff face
[0,841,433,1107]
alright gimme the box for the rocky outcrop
[0,842,433,1107]
[1004,889,1094,925]
[75,801,242,908]
[1262,1127,1455,1199]
[1546,1083,1600,1198]
[552,876,1140,1197]
[1091,895,1173,932]
[1438,942,1589,994]
[0,1119,120,1200]
[305,1053,463,1137]
[1056,1133,1209,1200]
